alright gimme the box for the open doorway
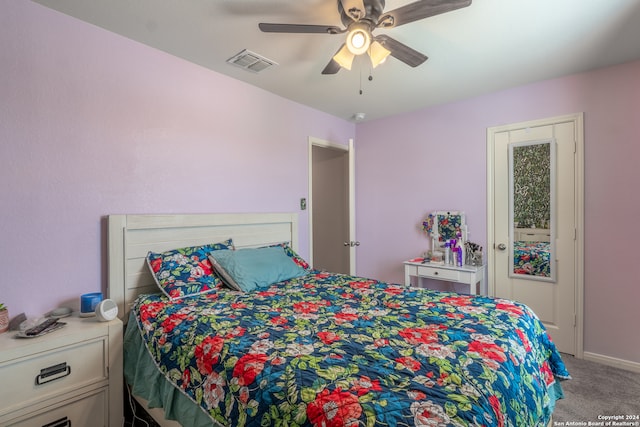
[308,137,355,274]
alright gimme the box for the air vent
[227,49,277,73]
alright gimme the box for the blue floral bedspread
[514,241,551,277]
[133,270,569,427]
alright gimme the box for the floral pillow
[146,239,233,300]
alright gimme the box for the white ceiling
[33,0,640,122]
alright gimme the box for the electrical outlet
[300,198,307,210]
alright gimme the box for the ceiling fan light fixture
[259,0,473,75]
[333,44,355,70]
[369,41,391,68]
[346,23,371,55]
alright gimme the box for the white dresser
[0,315,123,427]
[404,260,486,295]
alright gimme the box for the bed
[513,241,551,277]
[108,213,569,427]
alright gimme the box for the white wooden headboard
[107,213,299,321]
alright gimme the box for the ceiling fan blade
[322,58,342,75]
[339,0,367,21]
[378,0,472,28]
[259,23,344,34]
[375,34,428,67]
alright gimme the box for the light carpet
[553,354,640,425]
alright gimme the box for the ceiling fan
[259,0,472,74]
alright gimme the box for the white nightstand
[404,260,486,295]
[0,315,123,426]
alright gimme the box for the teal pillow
[209,246,307,292]
[268,242,311,271]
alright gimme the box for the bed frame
[107,213,299,322]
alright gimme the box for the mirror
[508,139,556,282]
[423,211,468,265]
[429,211,466,243]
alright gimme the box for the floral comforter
[133,270,569,427]
[514,241,551,277]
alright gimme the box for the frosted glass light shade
[346,23,371,55]
[369,41,391,68]
[333,44,355,70]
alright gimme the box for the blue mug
[80,292,103,315]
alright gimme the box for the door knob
[497,243,507,250]
[343,241,361,247]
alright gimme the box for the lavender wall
[2,2,638,366]
[0,2,354,316]
[355,59,640,364]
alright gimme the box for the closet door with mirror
[488,114,583,356]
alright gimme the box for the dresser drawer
[0,337,107,413]
[7,387,107,427]
[417,265,461,282]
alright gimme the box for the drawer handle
[43,416,71,427]
[35,362,71,385]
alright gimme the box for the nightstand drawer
[0,337,107,413]
[417,265,461,282]
[7,387,107,427]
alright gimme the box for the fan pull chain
[359,69,374,95]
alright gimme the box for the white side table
[404,260,486,295]
[0,315,123,426]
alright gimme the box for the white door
[487,114,583,355]
[308,138,356,274]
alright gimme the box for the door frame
[486,113,584,358]
[308,137,356,274]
